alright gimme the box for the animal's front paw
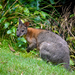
[26,48,30,52]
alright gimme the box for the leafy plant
[0,0,75,70]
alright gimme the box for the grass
[0,38,75,75]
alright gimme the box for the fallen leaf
[8,44,15,52]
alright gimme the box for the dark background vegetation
[0,0,75,70]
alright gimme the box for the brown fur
[24,28,45,44]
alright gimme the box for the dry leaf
[8,44,15,52]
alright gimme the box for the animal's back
[36,30,70,70]
[37,30,68,48]
[26,28,45,39]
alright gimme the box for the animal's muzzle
[17,34,20,37]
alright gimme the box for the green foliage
[0,0,75,70]
[4,22,10,29]
[0,4,2,9]
[7,27,16,36]
[0,17,7,23]
[0,0,56,50]
[17,37,27,48]
[7,30,12,34]
[49,0,55,4]
[24,7,30,16]
[0,39,75,74]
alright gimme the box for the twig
[67,23,75,39]
[8,44,15,52]
[3,0,18,17]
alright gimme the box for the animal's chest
[26,35,37,44]
[26,37,32,43]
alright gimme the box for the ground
[0,39,75,75]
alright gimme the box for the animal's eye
[22,30,24,32]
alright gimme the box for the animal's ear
[24,22,29,27]
[19,18,23,24]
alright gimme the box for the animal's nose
[17,34,20,37]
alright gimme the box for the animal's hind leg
[40,48,50,62]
